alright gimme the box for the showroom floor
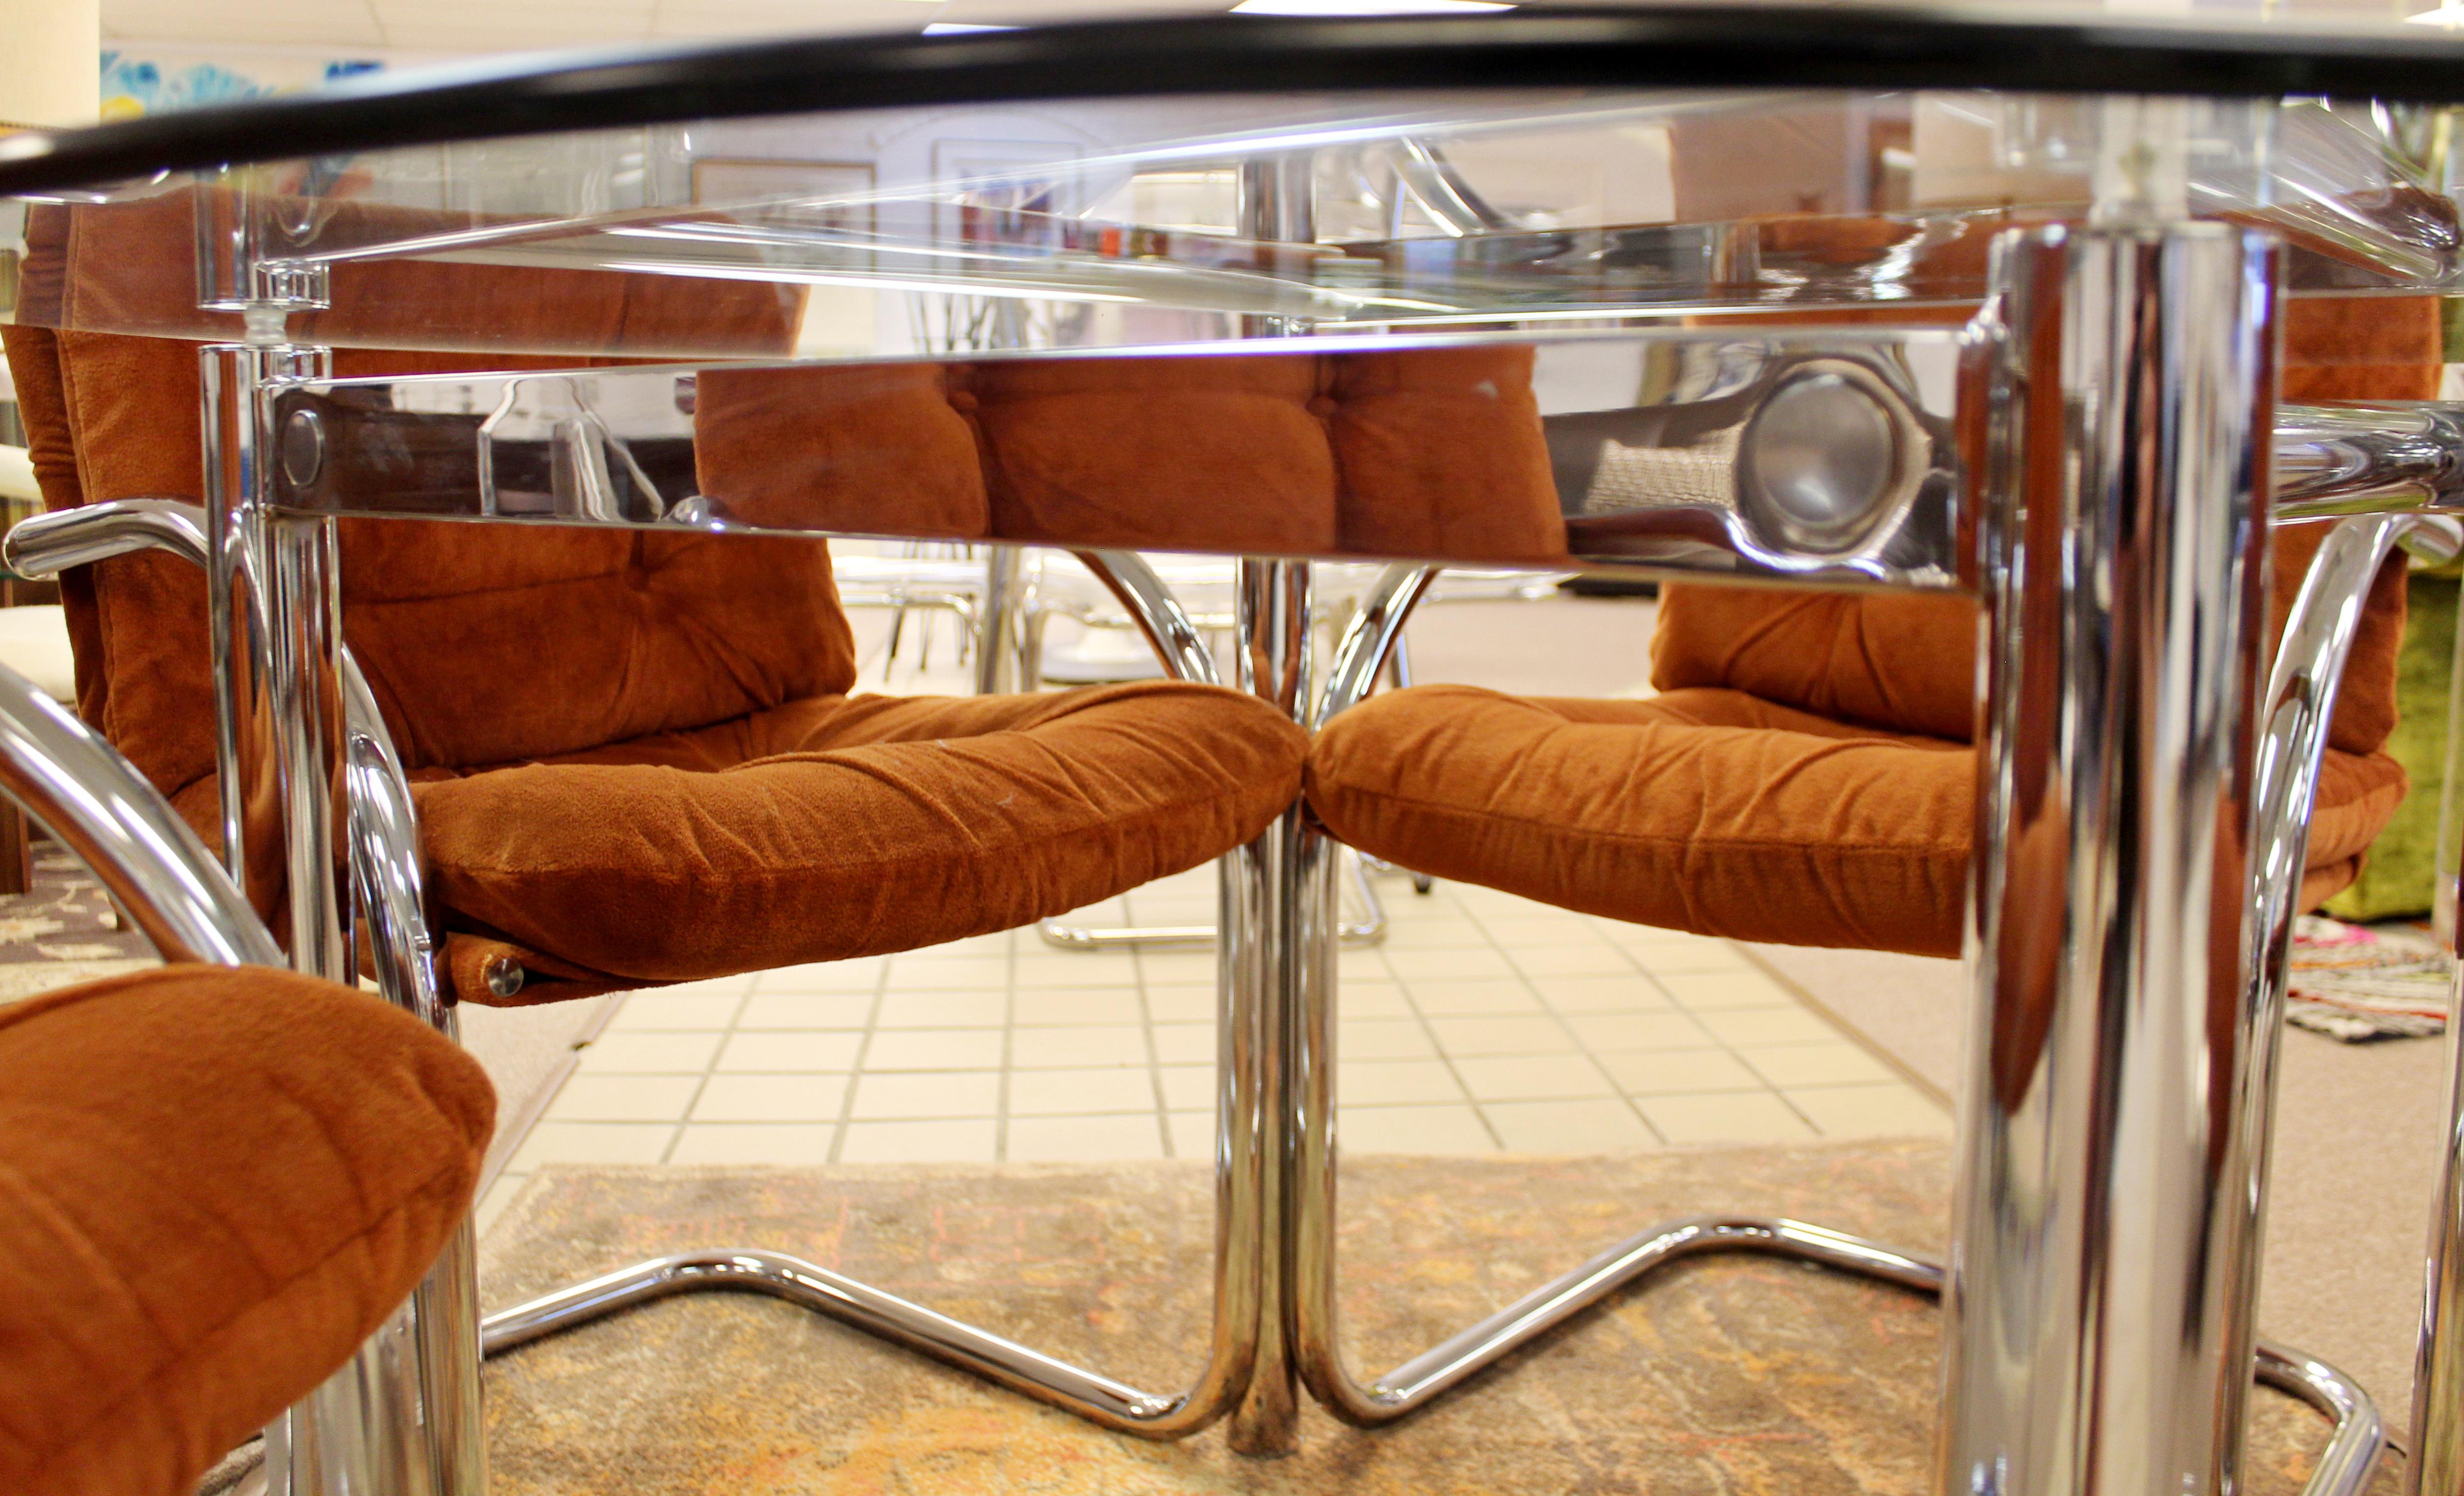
[480,865,1949,1234]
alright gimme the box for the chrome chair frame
[3,501,1279,1449]
[1250,509,2450,1493]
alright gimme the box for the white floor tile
[1334,982,1414,1019]
[509,1122,677,1171]
[1424,1015,1577,1057]
[839,1119,999,1163]
[886,955,1010,991]
[1135,951,1220,985]
[1012,989,1145,1026]
[509,868,1924,1182]
[1337,1058,1469,1106]
[718,1030,864,1072]
[1010,1024,1151,1068]
[1787,1083,1953,1139]
[1482,1097,1656,1152]
[1451,1053,1616,1102]
[574,1031,724,1075]
[1006,1114,1167,1162]
[1624,940,1753,975]
[1165,1110,1213,1160]
[544,1073,701,1123]
[1530,975,1673,1014]
[1405,978,1544,1016]
[1337,1018,1440,1061]
[1635,1091,1818,1145]
[1599,1047,1765,1096]
[874,991,1010,1029]
[1006,1066,1160,1116]
[608,991,748,1031]
[849,1070,1002,1120]
[1013,953,1141,989]
[1156,1064,1215,1112]
[692,1073,850,1122]
[669,1123,839,1165]
[1657,970,1798,1011]
[736,992,876,1030]
[1738,1042,1898,1088]
[1143,985,1217,1023]
[865,1028,1007,1071]
[1384,946,1516,981]
[1148,1023,1215,1065]
[1502,944,1639,978]
[1338,1103,1496,1155]
[755,958,886,994]
[1560,1011,1715,1054]
[1695,1007,1844,1046]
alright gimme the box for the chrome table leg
[1947,221,2281,1496]
[211,330,488,1495]
[1224,555,1312,1455]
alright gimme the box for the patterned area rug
[0,845,157,1003]
[2289,917,2450,1041]
[479,1145,2390,1496]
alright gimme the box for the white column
[0,0,98,129]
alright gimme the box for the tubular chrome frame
[1286,442,2399,1495]
[0,651,279,967]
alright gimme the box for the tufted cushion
[412,681,1308,999]
[1307,685,2407,958]
[0,965,491,1496]
[689,345,1567,561]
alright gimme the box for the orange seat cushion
[1305,685,2406,958]
[0,966,492,1496]
[410,681,1309,999]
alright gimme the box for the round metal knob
[1738,368,1907,556]
[482,954,526,1000]
[279,407,326,491]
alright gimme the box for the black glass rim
[3,3,2463,198]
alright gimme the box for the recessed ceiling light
[1232,0,1511,13]
[2407,1,2464,23]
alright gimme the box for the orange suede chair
[0,965,492,1496]
[0,319,1310,1006]
[1308,301,2440,957]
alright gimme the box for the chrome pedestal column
[206,334,493,1496]
[1946,222,2279,1496]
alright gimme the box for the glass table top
[1,6,2461,359]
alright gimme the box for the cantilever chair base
[470,1216,2384,1492]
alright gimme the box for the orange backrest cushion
[1652,295,2441,751]
[0,321,855,796]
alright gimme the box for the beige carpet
[478,1144,2387,1495]
[1748,942,2449,1430]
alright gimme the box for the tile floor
[481,861,1950,1234]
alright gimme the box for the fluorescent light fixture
[2407,1,2464,23]
[1233,0,1510,13]
[922,21,1021,32]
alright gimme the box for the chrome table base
[470,1216,2386,1496]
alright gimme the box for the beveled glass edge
[8,5,2464,200]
